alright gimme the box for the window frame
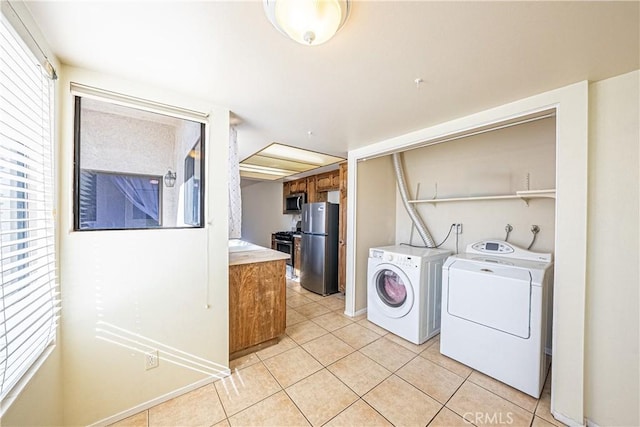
[72,96,206,231]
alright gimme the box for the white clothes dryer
[440,240,554,398]
[367,245,451,345]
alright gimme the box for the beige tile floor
[112,279,565,427]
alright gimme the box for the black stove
[273,231,296,267]
[274,231,295,241]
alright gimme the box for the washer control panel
[370,249,385,259]
[369,249,419,268]
[393,255,419,268]
[471,241,514,254]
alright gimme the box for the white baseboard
[90,369,231,427]
[552,410,585,427]
[354,307,367,317]
[342,307,366,318]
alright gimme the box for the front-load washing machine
[440,240,554,398]
[367,245,451,344]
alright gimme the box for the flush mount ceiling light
[263,0,351,46]
[240,143,344,181]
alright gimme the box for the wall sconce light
[263,0,351,46]
[164,170,177,187]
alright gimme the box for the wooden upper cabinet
[287,178,307,195]
[315,172,332,192]
[316,169,340,192]
[307,176,317,203]
[283,169,340,206]
[296,178,307,193]
[332,171,340,189]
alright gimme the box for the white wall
[585,70,639,427]
[58,66,230,425]
[241,181,297,248]
[395,118,556,254]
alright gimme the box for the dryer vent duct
[392,152,436,248]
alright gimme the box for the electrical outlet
[454,223,463,234]
[145,350,159,370]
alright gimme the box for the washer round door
[370,264,415,318]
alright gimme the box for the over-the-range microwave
[283,192,306,214]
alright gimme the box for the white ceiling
[25,1,639,161]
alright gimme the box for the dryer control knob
[384,254,393,262]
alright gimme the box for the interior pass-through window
[73,96,205,230]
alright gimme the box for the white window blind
[0,10,59,404]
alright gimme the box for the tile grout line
[465,374,539,415]
[266,323,392,425]
[418,352,474,380]
[222,360,288,422]
[320,397,395,427]
[369,335,469,425]
[211,378,231,425]
[280,384,315,427]
[324,348,392,400]
[533,366,564,427]
[275,294,341,426]
[210,290,549,427]
[418,336,546,417]
[433,373,477,427]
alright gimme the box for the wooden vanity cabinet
[229,259,286,356]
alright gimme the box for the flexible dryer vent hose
[392,152,436,247]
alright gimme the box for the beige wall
[241,181,298,248]
[395,118,556,254]
[1,346,63,426]
[585,70,639,426]
[57,66,230,426]
[354,156,397,312]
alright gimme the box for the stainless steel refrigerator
[300,202,339,295]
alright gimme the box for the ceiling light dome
[264,0,350,46]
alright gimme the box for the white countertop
[228,239,290,266]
